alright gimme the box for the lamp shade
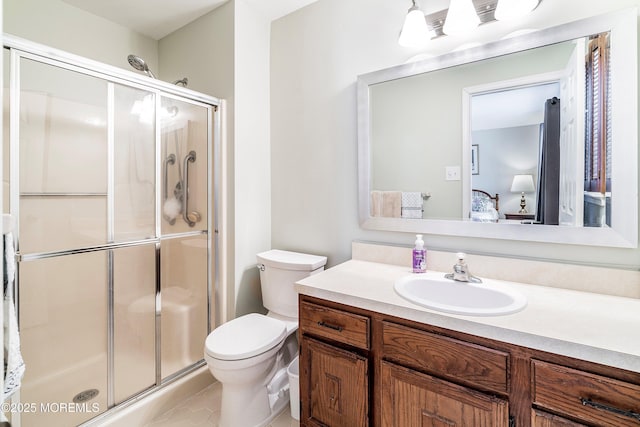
[510,174,535,193]
[495,0,540,21]
[399,3,430,47]
[443,0,480,36]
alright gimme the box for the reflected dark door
[537,97,561,225]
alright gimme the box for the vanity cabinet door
[381,360,509,427]
[300,337,369,427]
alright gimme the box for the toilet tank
[256,250,327,318]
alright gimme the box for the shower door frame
[4,34,222,426]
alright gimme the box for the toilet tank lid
[257,249,327,271]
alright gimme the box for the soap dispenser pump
[412,234,427,273]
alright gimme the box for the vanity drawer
[382,321,509,394]
[532,360,640,427]
[300,301,370,350]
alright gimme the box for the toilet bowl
[204,249,327,427]
[205,313,291,427]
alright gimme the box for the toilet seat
[205,313,287,361]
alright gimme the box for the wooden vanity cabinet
[301,338,369,427]
[531,410,589,427]
[381,321,509,395]
[299,295,640,427]
[381,320,510,426]
[299,299,371,427]
[381,360,509,427]
[531,360,640,426]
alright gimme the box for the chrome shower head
[173,77,188,87]
[127,54,156,79]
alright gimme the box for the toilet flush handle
[257,264,265,272]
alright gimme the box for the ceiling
[61,0,320,40]
[472,83,561,131]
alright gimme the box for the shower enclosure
[3,35,220,426]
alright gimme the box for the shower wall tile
[19,197,107,253]
[113,85,156,242]
[160,97,209,235]
[160,236,208,378]
[19,251,108,426]
[19,90,107,194]
[114,244,156,403]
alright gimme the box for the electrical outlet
[445,166,461,181]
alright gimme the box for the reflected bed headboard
[472,189,499,212]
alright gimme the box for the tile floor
[145,382,299,427]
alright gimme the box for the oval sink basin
[394,274,527,316]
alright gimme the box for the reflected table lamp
[510,174,535,213]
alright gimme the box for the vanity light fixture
[495,0,540,21]
[399,0,431,47]
[510,174,536,213]
[398,0,543,45]
[443,0,481,35]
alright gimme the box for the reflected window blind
[584,33,610,193]
[605,44,612,186]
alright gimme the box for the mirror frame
[357,8,638,248]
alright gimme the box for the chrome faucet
[444,252,482,283]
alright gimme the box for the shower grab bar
[183,150,201,227]
[162,154,177,225]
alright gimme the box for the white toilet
[204,249,327,427]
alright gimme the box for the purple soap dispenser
[412,234,426,273]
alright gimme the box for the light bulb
[495,0,540,21]
[443,0,480,36]
[399,3,430,47]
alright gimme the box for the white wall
[271,0,640,270]
[157,2,234,101]
[4,0,158,71]
[159,0,272,318]
[270,0,407,266]
[472,125,541,216]
[233,0,272,316]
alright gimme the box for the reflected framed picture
[471,144,479,175]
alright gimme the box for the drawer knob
[317,321,343,332]
[580,397,640,422]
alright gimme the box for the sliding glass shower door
[159,96,210,379]
[4,39,218,426]
[16,58,114,426]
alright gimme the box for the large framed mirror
[358,8,637,248]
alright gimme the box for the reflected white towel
[371,191,402,218]
[4,233,25,399]
[382,192,402,218]
[370,191,382,217]
[401,192,423,219]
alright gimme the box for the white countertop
[296,259,640,373]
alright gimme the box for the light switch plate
[445,166,461,181]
